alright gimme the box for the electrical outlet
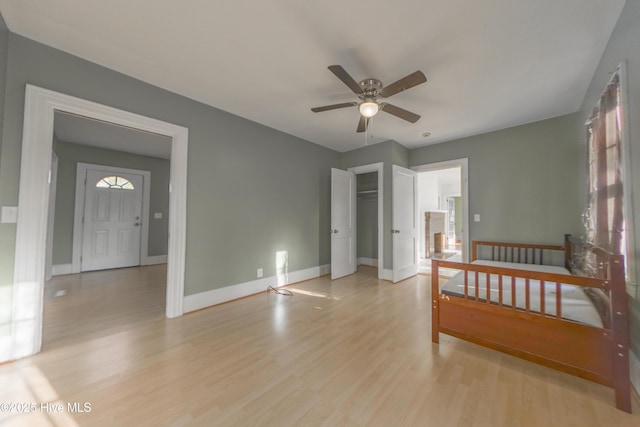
[257,268,263,278]
[474,214,480,222]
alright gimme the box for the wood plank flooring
[1,265,638,426]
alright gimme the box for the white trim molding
[6,85,188,362]
[146,255,168,265]
[51,264,73,276]
[184,264,330,313]
[357,257,379,267]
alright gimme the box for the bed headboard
[472,240,565,265]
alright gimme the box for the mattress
[440,260,603,327]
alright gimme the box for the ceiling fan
[311,65,427,133]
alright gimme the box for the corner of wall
[390,140,410,167]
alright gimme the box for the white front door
[392,165,418,282]
[331,168,356,279]
[81,169,144,271]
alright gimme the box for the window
[96,175,135,190]
[584,67,634,291]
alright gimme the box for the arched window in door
[96,175,135,190]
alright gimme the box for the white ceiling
[0,0,627,153]
[54,112,172,159]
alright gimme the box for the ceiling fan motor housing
[359,78,383,100]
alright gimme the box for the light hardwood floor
[1,265,638,426]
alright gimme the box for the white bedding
[440,260,603,327]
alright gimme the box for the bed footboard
[431,237,631,412]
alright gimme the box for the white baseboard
[383,269,393,281]
[52,256,167,276]
[631,350,640,400]
[146,255,168,265]
[357,257,378,267]
[183,264,330,313]
[51,264,72,276]
[319,264,330,276]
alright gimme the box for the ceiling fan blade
[379,71,427,98]
[328,65,364,95]
[311,102,357,113]
[380,103,421,123]
[357,115,369,133]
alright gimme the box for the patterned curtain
[584,72,624,255]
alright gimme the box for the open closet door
[392,165,418,282]
[331,168,356,280]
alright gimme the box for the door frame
[412,158,469,262]
[44,151,58,282]
[347,162,384,279]
[73,163,151,272]
[9,84,188,361]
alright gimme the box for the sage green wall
[576,0,640,389]
[0,33,340,310]
[52,141,171,264]
[342,140,409,270]
[409,114,584,245]
[454,196,462,240]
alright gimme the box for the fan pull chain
[365,117,371,146]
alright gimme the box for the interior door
[331,168,356,279]
[81,169,144,271]
[392,165,418,282]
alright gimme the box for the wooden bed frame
[431,234,631,412]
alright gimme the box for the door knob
[134,223,140,227]
[333,229,338,234]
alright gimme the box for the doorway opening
[356,171,379,271]
[348,162,384,280]
[7,85,187,361]
[413,159,468,275]
[43,116,171,349]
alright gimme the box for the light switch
[1,206,18,223]
[474,214,480,222]
[154,212,163,219]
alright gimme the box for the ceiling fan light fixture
[359,101,379,118]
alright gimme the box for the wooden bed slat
[485,272,490,302]
[555,282,562,319]
[474,271,479,302]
